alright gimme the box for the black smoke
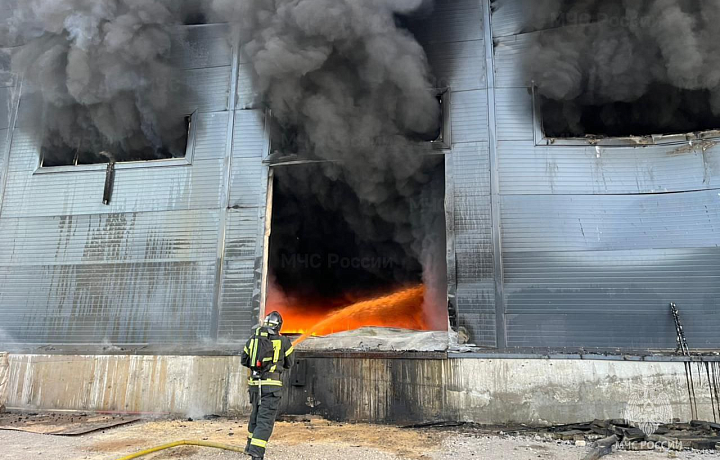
[503,0,720,137]
[210,0,446,314]
[0,0,195,164]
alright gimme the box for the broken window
[538,84,720,141]
[425,88,451,149]
[40,114,194,168]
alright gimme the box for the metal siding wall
[0,87,9,130]
[217,109,268,339]
[491,2,720,350]
[414,0,495,345]
[0,211,219,344]
[0,25,232,346]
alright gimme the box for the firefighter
[241,311,295,460]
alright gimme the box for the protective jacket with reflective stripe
[241,329,295,387]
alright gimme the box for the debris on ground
[1,414,720,460]
[0,411,140,436]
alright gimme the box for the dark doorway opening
[267,158,447,337]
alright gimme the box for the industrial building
[1,0,719,424]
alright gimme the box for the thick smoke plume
[503,0,720,137]
[1,0,446,326]
[211,0,445,322]
[0,0,191,164]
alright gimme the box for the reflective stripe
[270,340,282,373]
[248,378,283,386]
[250,438,267,448]
[247,433,253,439]
[250,338,258,366]
[243,346,249,354]
[285,346,294,357]
[272,340,282,361]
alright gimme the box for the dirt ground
[1,417,719,460]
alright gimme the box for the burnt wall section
[411,0,496,346]
[0,47,17,230]
[281,355,720,425]
[217,109,269,339]
[0,24,237,346]
[490,1,720,349]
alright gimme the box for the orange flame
[267,284,445,346]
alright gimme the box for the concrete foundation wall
[1,354,718,425]
[2,354,250,417]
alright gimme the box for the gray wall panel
[453,140,496,346]
[218,207,262,339]
[0,128,6,167]
[495,88,533,141]
[3,159,224,217]
[491,0,533,38]
[0,24,234,348]
[229,110,266,207]
[456,283,496,347]
[0,209,220,344]
[410,0,484,45]
[0,261,217,344]
[193,112,230,161]
[501,192,720,253]
[425,39,486,91]
[170,24,232,70]
[494,34,533,88]
[237,63,260,109]
[0,86,9,129]
[451,90,489,144]
[176,66,231,114]
[498,141,718,195]
[0,210,219,265]
[504,248,720,349]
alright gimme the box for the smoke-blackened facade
[0,0,718,352]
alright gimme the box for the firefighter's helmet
[263,311,283,333]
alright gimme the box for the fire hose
[113,440,246,460]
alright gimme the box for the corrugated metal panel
[495,88,533,141]
[453,141,495,346]
[170,24,232,70]
[502,190,720,349]
[490,0,534,38]
[176,66,231,114]
[0,24,234,347]
[451,90,489,143]
[6,127,40,172]
[498,141,719,195]
[3,160,224,217]
[237,63,260,109]
[0,129,7,166]
[0,86,9,129]
[0,210,219,265]
[0,210,220,344]
[409,0,484,45]
[229,110,266,207]
[424,39,486,91]
[504,248,720,349]
[0,128,7,198]
[501,191,720,253]
[219,109,267,340]
[456,283,496,346]
[193,112,230,161]
[218,207,261,339]
[494,34,533,88]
